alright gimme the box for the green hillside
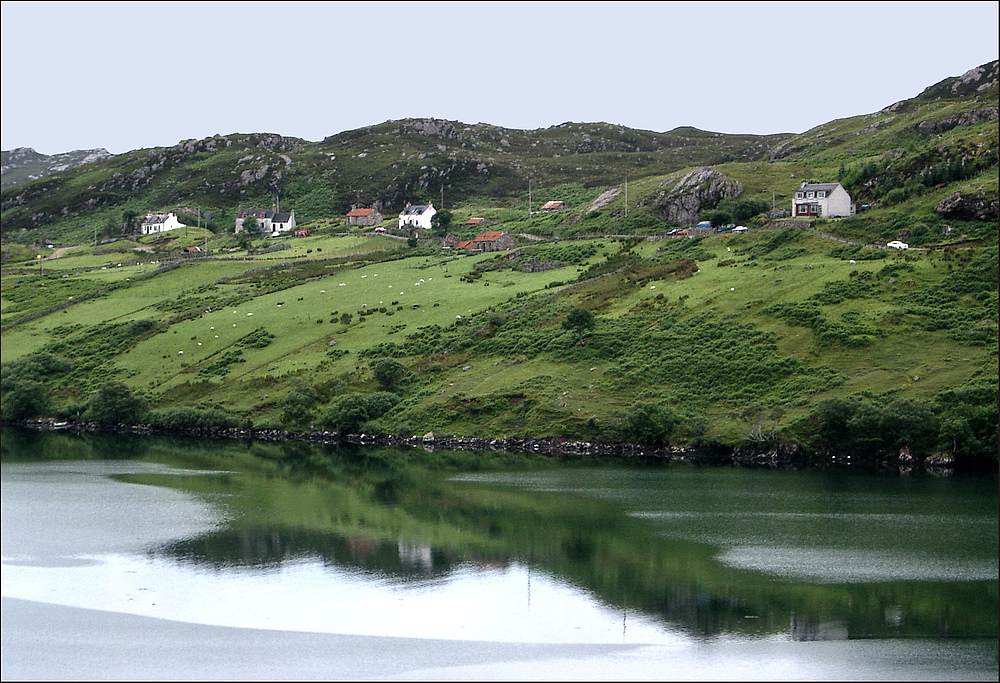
[1,61,996,470]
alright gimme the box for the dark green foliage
[766,302,882,347]
[280,383,320,426]
[1,352,73,386]
[365,392,401,419]
[242,215,259,233]
[801,392,996,464]
[81,382,149,425]
[147,407,242,430]
[236,328,275,349]
[320,393,371,434]
[562,307,595,346]
[198,350,246,377]
[827,244,888,261]
[431,209,453,235]
[1,379,51,419]
[621,401,679,447]
[371,358,408,391]
[736,228,804,260]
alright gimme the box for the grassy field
[3,221,995,468]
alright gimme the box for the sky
[2,1,998,156]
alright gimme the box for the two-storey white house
[792,182,855,218]
[398,202,437,230]
[140,212,185,235]
[235,208,295,236]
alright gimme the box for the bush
[82,382,149,425]
[280,384,319,426]
[1,379,50,419]
[147,407,241,430]
[622,401,679,448]
[320,393,370,434]
[371,358,408,391]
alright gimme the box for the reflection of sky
[1,554,686,645]
[1,462,685,645]
[455,471,1000,585]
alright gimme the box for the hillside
[1,62,997,471]
[1,147,112,190]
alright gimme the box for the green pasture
[2,229,994,451]
[114,249,582,407]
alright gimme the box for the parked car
[732,226,748,233]
[886,240,909,250]
[373,227,387,233]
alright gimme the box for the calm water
[1,427,997,680]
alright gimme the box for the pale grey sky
[2,1,998,155]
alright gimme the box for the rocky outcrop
[915,106,998,135]
[1,147,113,189]
[935,192,999,222]
[639,168,743,226]
[517,258,562,273]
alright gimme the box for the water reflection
[158,527,464,585]
[3,427,998,647]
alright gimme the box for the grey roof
[240,208,276,219]
[401,204,431,215]
[273,212,293,223]
[800,183,841,192]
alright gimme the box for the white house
[398,202,436,230]
[270,211,296,236]
[792,182,855,219]
[235,208,275,234]
[235,208,295,236]
[140,212,185,235]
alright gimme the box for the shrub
[320,393,370,434]
[622,401,679,447]
[1,379,50,419]
[371,358,408,391]
[82,382,149,425]
[147,407,241,430]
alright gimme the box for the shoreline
[4,417,960,474]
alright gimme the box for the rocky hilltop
[1,146,112,189]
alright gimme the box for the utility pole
[625,176,628,218]
[528,178,532,217]
[440,186,444,209]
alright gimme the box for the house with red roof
[345,207,384,227]
[471,230,517,252]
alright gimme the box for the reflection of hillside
[9,430,992,642]
[155,528,473,585]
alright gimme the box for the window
[806,191,815,199]
[817,191,826,198]
[796,192,803,198]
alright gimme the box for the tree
[562,308,595,346]
[625,401,678,448]
[371,358,408,391]
[235,229,253,250]
[320,393,370,434]
[82,381,149,425]
[280,383,319,426]
[1,379,50,419]
[431,209,453,236]
[241,215,258,234]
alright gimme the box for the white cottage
[792,182,855,219]
[140,212,185,235]
[270,211,296,236]
[398,202,437,230]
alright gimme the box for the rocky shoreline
[6,417,959,474]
